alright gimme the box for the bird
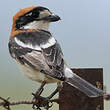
[8,6,104,108]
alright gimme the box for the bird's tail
[65,67,104,97]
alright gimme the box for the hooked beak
[46,14,61,22]
[37,14,61,22]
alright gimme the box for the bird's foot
[32,81,53,110]
[32,94,53,110]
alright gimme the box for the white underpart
[14,37,41,51]
[64,66,74,78]
[17,61,45,82]
[22,21,50,31]
[40,37,56,48]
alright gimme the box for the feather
[65,67,104,97]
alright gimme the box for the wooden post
[59,68,103,110]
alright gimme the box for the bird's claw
[32,94,53,110]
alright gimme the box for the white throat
[22,21,50,31]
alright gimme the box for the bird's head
[12,6,61,31]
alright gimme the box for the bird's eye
[31,9,39,18]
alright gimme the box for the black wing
[9,30,65,81]
[42,42,65,80]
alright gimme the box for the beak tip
[50,15,61,22]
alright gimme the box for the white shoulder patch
[40,37,56,49]
[14,37,41,51]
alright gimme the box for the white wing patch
[64,67,74,78]
[14,37,41,51]
[14,36,56,51]
[40,37,56,49]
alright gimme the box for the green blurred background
[0,0,110,110]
